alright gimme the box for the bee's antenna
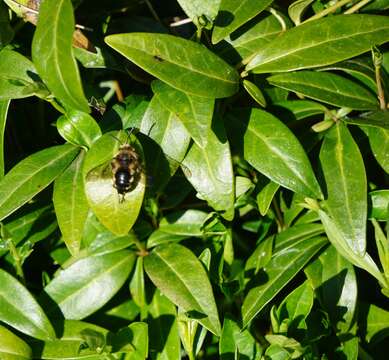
[125,127,140,144]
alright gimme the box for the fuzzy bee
[111,141,142,203]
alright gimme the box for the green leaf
[158,210,208,237]
[0,269,55,340]
[305,245,357,333]
[83,131,146,235]
[43,250,136,319]
[177,0,220,23]
[268,71,378,110]
[246,15,389,73]
[243,80,266,107]
[151,81,214,148]
[288,0,314,25]
[105,33,239,98]
[0,49,47,100]
[57,111,102,149]
[277,281,314,331]
[32,0,89,112]
[53,151,89,255]
[231,108,322,199]
[272,100,326,121]
[0,144,79,222]
[144,243,221,336]
[257,181,280,216]
[363,126,389,173]
[139,95,191,193]
[148,289,180,360]
[0,99,9,179]
[372,219,389,280]
[129,257,146,310]
[219,12,286,62]
[85,232,137,257]
[0,324,32,360]
[370,190,389,221]
[242,235,327,327]
[245,235,274,275]
[361,303,389,343]
[346,110,389,131]
[182,119,235,220]
[212,0,275,44]
[320,122,367,255]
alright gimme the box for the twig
[170,17,192,27]
[344,0,373,14]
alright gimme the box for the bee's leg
[120,194,125,203]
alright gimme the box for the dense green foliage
[0,0,389,359]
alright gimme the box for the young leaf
[53,151,89,256]
[320,122,367,255]
[43,250,136,319]
[152,80,214,148]
[0,269,55,340]
[0,144,79,222]
[288,0,314,25]
[212,0,275,44]
[144,243,222,336]
[242,235,327,327]
[83,131,146,235]
[246,15,389,73]
[32,0,89,112]
[105,33,239,98]
[243,80,267,107]
[0,324,32,360]
[370,190,389,221]
[268,71,378,110]
[129,257,146,310]
[148,289,180,360]
[231,108,322,199]
[305,245,357,334]
[183,118,235,221]
[57,110,101,149]
[0,49,48,100]
[0,99,9,179]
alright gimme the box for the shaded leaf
[0,99,9,179]
[288,0,314,25]
[212,0,275,44]
[0,324,32,360]
[243,80,266,107]
[105,33,239,98]
[363,126,389,173]
[268,71,378,110]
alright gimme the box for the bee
[111,133,143,203]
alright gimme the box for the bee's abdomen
[115,169,131,193]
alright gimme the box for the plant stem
[48,98,65,114]
[272,197,285,231]
[374,60,386,110]
[8,240,26,284]
[144,0,162,24]
[303,0,354,23]
[344,0,372,14]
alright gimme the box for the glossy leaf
[0,324,32,360]
[57,111,101,149]
[177,0,220,23]
[370,190,389,220]
[148,289,180,360]
[85,231,137,257]
[288,0,314,25]
[257,181,280,216]
[53,151,89,255]
[139,95,191,193]
[242,235,327,327]
[363,126,389,173]
[182,119,235,220]
[0,269,55,340]
[212,0,275,44]
[232,108,322,199]
[268,71,378,110]
[0,144,79,221]
[32,0,89,112]
[0,99,9,179]
[43,250,136,319]
[361,303,389,343]
[83,131,146,235]
[105,33,239,98]
[144,243,221,336]
[243,80,266,107]
[320,122,367,255]
[157,210,208,236]
[129,257,146,310]
[356,110,389,130]
[246,15,389,73]
[0,49,47,100]
[219,12,286,61]
[151,81,213,148]
[272,100,326,121]
[305,245,357,333]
